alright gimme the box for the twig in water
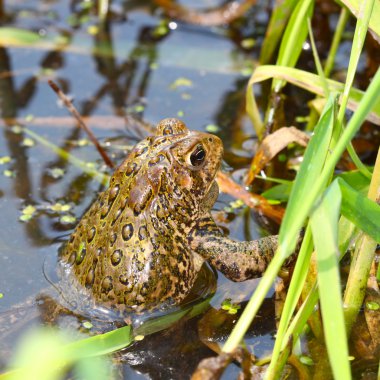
[48,79,114,169]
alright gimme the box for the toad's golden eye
[190,144,206,167]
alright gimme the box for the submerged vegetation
[0,0,379,379]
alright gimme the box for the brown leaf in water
[216,172,284,224]
[246,127,309,185]
[191,347,255,380]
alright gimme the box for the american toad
[58,118,278,315]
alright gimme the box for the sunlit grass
[226,0,380,378]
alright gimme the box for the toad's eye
[190,144,206,167]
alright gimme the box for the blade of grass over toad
[272,0,314,92]
[310,181,351,380]
[247,65,380,125]
[23,127,110,186]
[259,0,298,64]
[0,297,212,379]
[336,0,375,179]
[0,325,132,380]
[222,94,337,355]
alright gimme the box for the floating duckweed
[39,68,55,77]
[60,215,76,224]
[21,137,35,147]
[221,299,241,315]
[170,77,193,90]
[299,356,314,366]
[0,156,11,165]
[230,199,244,209]
[47,167,65,179]
[3,169,15,177]
[133,105,145,113]
[205,124,220,133]
[20,205,37,222]
[177,110,184,117]
[0,293,3,299]
[76,138,89,147]
[181,93,192,100]
[366,301,380,310]
[82,321,93,329]
[87,25,98,35]
[11,125,23,134]
[25,114,34,122]
[134,335,145,341]
[49,203,72,212]
[241,38,256,49]
[23,205,37,215]
[19,214,32,222]
[149,62,158,70]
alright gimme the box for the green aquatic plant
[224,0,380,378]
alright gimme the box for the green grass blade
[0,325,133,380]
[0,27,45,45]
[278,93,337,252]
[226,68,380,363]
[246,74,264,137]
[338,178,380,241]
[336,0,376,178]
[265,226,314,378]
[273,0,314,92]
[341,0,380,40]
[272,287,318,380]
[336,0,375,126]
[307,18,329,97]
[262,182,292,202]
[247,65,380,125]
[260,0,299,64]
[324,8,350,77]
[223,94,337,355]
[310,181,351,380]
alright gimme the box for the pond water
[0,1,377,379]
[0,1,284,378]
